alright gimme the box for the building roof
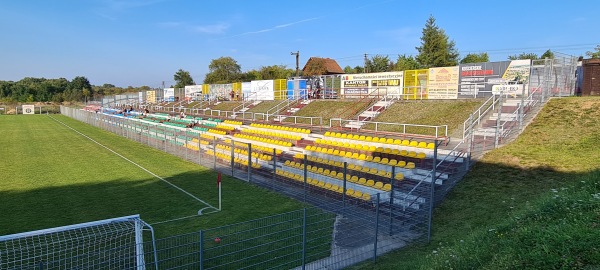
[302,57,344,75]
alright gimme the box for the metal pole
[303,154,308,203]
[342,162,347,206]
[427,141,439,242]
[466,114,474,169]
[373,193,380,262]
[199,230,204,270]
[389,166,395,235]
[247,143,252,182]
[272,148,277,181]
[494,92,503,148]
[301,208,307,270]
[213,138,217,170]
[230,139,235,176]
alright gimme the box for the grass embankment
[287,100,372,126]
[352,97,600,269]
[246,100,281,114]
[0,115,304,237]
[363,99,484,137]
[209,101,242,111]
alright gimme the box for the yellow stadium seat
[365,136,373,142]
[427,142,435,149]
[416,152,427,159]
[352,134,360,140]
[366,179,375,187]
[345,152,353,158]
[366,156,374,161]
[346,189,355,196]
[409,140,418,147]
[397,161,406,167]
[380,158,389,164]
[358,154,367,160]
[395,173,404,180]
[386,138,394,144]
[401,139,410,146]
[341,134,348,139]
[388,159,398,166]
[393,139,402,145]
[374,181,384,189]
[417,141,428,148]
[324,183,332,189]
[324,131,331,137]
[362,193,371,201]
[359,135,366,141]
[406,162,415,169]
[351,152,359,159]
[358,178,367,185]
[382,183,392,191]
[373,157,381,163]
[350,175,359,182]
[330,185,339,192]
[336,172,344,179]
[400,150,408,156]
[354,165,362,171]
[372,137,379,142]
[353,190,363,198]
[407,151,417,158]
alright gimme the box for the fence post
[303,154,308,203]
[247,143,252,182]
[373,193,380,262]
[302,208,307,270]
[272,148,277,181]
[494,93,503,149]
[389,166,395,235]
[466,113,474,169]
[519,81,525,132]
[342,162,348,206]
[230,139,235,176]
[427,141,439,242]
[199,230,204,270]
[213,138,217,171]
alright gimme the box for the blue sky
[1,0,598,87]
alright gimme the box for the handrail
[329,119,448,139]
[360,96,395,121]
[403,140,467,210]
[337,89,384,120]
[462,95,497,140]
[266,98,299,117]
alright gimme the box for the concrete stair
[344,99,394,129]
[275,99,312,122]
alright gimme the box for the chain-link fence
[59,106,465,269]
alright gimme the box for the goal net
[0,215,156,270]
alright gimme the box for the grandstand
[2,55,578,269]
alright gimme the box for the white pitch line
[48,115,217,210]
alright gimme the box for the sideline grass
[351,97,600,269]
[0,115,304,237]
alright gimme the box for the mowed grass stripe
[0,115,304,237]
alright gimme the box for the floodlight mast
[291,51,300,77]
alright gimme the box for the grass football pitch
[0,115,305,237]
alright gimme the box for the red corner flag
[217,173,221,187]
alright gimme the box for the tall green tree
[415,15,459,68]
[585,45,600,59]
[343,65,356,74]
[460,52,490,64]
[366,55,393,72]
[540,49,555,59]
[173,69,195,88]
[257,65,294,80]
[204,57,242,84]
[395,54,421,71]
[508,52,538,60]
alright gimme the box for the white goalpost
[0,215,158,270]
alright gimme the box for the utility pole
[291,51,300,77]
[364,53,369,73]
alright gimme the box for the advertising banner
[251,80,274,100]
[241,82,252,99]
[427,66,459,99]
[163,88,175,102]
[22,105,34,115]
[146,91,156,104]
[404,69,429,99]
[209,84,234,100]
[185,85,203,101]
[341,72,404,98]
[458,60,531,98]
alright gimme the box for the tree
[257,65,294,80]
[204,56,242,84]
[586,45,600,59]
[460,52,489,64]
[415,15,459,68]
[302,58,327,77]
[394,54,421,71]
[343,65,356,74]
[173,69,195,88]
[508,52,538,60]
[540,49,555,59]
[366,55,393,72]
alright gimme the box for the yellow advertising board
[146,90,156,103]
[427,66,459,99]
[403,69,428,100]
[273,79,287,100]
[202,84,209,95]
